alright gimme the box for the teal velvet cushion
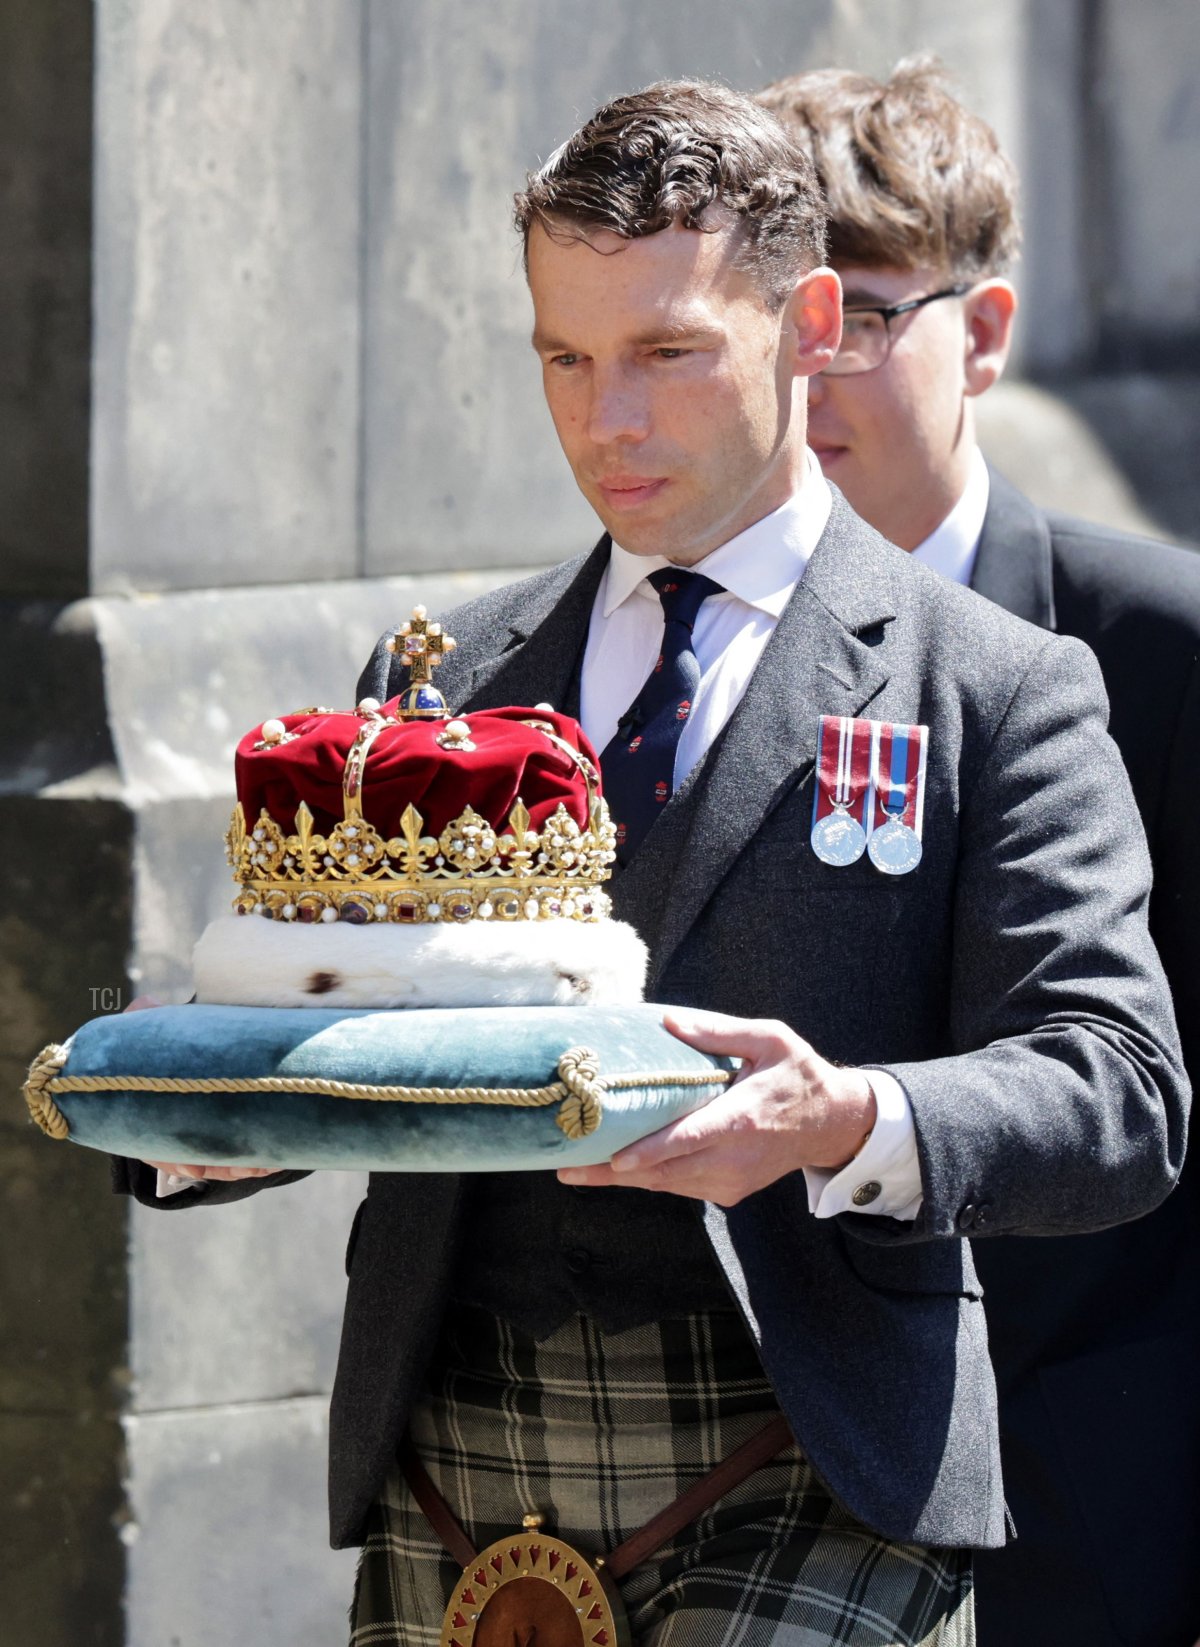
[26,1004,736,1171]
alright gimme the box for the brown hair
[756,55,1021,277]
[514,79,828,306]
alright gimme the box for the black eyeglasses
[825,284,973,377]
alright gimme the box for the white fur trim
[193,915,648,1009]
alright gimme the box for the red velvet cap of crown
[234,700,601,839]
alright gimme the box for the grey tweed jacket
[119,489,1189,1553]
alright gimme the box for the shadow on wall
[975,378,1200,548]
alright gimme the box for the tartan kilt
[350,1304,973,1647]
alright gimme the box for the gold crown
[226,792,617,927]
[225,610,617,927]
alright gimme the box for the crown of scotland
[225,609,617,927]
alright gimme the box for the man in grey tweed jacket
[118,79,1188,1641]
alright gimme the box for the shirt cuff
[155,1169,207,1199]
[801,1070,924,1221]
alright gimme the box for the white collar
[911,447,991,587]
[603,464,833,619]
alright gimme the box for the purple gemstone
[340,902,370,924]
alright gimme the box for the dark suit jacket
[117,490,1188,1557]
[969,469,1200,1647]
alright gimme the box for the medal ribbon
[868,722,929,836]
[813,715,873,828]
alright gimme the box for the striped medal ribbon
[866,721,929,876]
[810,715,872,866]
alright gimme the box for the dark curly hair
[514,79,828,307]
[756,55,1021,278]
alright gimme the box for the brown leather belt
[402,1411,794,1646]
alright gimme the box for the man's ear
[963,279,1017,397]
[787,267,842,379]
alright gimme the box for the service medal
[811,807,868,867]
[867,815,923,875]
[811,715,872,866]
[866,720,929,878]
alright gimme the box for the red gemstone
[565,1563,578,1581]
[397,902,418,922]
[528,1546,541,1564]
[579,1579,592,1597]
[593,1633,609,1645]
[474,1569,488,1587]
[588,1603,603,1619]
[491,1553,504,1573]
[460,1588,476,1605]
[452,1612,467,1628]
[548,1551,561,1570]
[509,1546,521,1566]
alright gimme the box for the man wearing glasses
[759,56,1200,1647]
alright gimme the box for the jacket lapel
[459,540,609,715]
[624,491,897,986]
[970,464,1057,631]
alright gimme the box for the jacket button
[564,1248,592,1276]
[956,1203,978,1231]
[851,1181,882,1207]
[974,1201,993,1229]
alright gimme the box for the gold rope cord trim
[23,1042,732,1144]
[23,1044,72,1140]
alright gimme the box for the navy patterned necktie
[600,566,724,865]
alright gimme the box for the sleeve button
[851,1181,882,1207]
[956,1203,978,1231]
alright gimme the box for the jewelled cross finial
[386,606,458,720]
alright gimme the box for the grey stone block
[129,1171,365,1413]
[0,3,93,599]
[123,1398,357,1647]
[1100,0,1200,338]
[0,1409,125,1647]
[90,2,363,593]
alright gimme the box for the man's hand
[125,995,275,1183]
[145,1160,279,1183]
[557,1009,877,1206]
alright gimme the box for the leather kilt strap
[401,1413,795,1646]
